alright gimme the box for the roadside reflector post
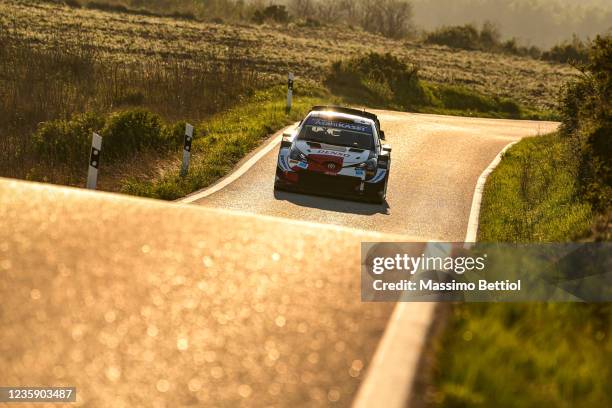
[286,72,294,113]
[180,123,194,177]
[86,132,102,190]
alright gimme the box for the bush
[326,52,430,109]
[542,35,590,64]
[501,38,542,58]
[559,35,611,212]
[425,24,482,50]
[33,109,186,166]
[326,52,526,117]
[85,1,130,14]
[425,22,543,58]
[432,85,521,116]
[33,111,105,166]
[432,85,522,118]
[101,109,166,159]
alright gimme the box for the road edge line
[177,125,294,204]
[465,141,517,242]
[352,140,518,408]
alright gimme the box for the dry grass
[0,18,261,181]
[1,0,576,112]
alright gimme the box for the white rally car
[274,106,391,203]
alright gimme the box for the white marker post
[180,123,194,177]
[86,132,102,190]
[286,72,294,112]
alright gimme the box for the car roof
[310,105,381,131]
[306,110,378,131]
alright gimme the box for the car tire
[274,181,285,191]
[364,182,386,204]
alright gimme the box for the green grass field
[478,133,593,242]
[431,133,610,408]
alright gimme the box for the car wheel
[364,183,385,204]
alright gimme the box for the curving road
[189,111,557,240]
[1,111,557,407]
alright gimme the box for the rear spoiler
[311,105,381,133]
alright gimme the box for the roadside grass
[430,133,610,407]
[120,84,334,200]
[434,302,611,408]
[478,133,592,242]
[325,53,557,120]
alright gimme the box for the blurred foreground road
[0,179,403,407]
[0,112,557,407]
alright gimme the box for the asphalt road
[0,179,403,407]
[192,111,558,240]
[0,111,557,407]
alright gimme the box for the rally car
[274,106,391,203]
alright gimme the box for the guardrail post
[86,132,102,190]
[180,123,194,177]
[286,72,294,113]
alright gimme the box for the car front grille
[299,172,361,192]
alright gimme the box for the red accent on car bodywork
[307,154,344,174]
[284,172,299,183]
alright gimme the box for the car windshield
[297,116,374,150]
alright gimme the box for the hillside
[1,0,575,111]
[412,0,612,48]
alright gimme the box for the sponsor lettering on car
[313,149,351,157]
[307,118,373,134]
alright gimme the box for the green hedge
[33,109,188,166]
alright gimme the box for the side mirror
[282,128,296,138]
[379,130,386,140]
[382,144,392,153]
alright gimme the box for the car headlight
[289,146,307,161]
[365,158,377,179]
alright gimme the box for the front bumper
[277,168,365,194]
[275,150,387,201]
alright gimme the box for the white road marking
[465,141,517,242]
[177,126,293,203]
[352,141,518,408]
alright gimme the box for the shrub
[431,85,522,117]
[559,35,611,211]
[326,52,430,108]
[32,109,187,167]
[163,120,192,149]
[101,109,165,159]
[33,111,105,166]
[542,35,590,64]
[425,24,481,50]
[425,22,543,59]
[501,38,542,58]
